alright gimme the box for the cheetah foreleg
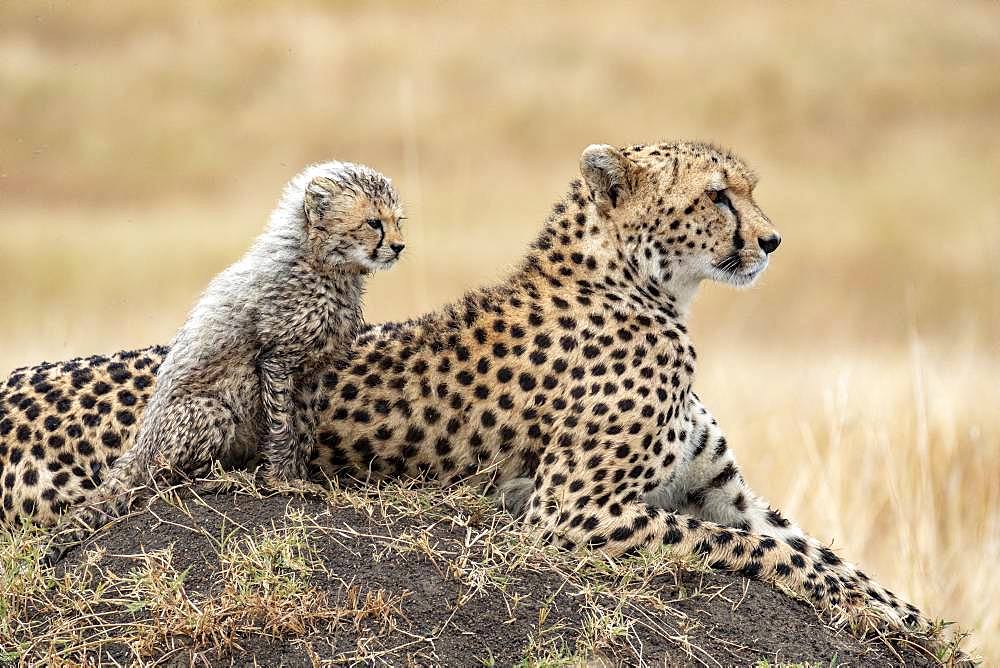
[645,397,928,630]
[258,354,313,486]
[526,492,908,632]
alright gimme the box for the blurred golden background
[1,1,997,660]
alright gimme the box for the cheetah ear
[580,144,634,211]
[303,176,339,225]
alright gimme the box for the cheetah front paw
[831,575,930,635]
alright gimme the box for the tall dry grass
[1,1,997,661]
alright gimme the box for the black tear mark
[716,190,744,251]
[370,222,386,259]
[608,185,620,208]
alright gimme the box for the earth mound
[4,478,951,666]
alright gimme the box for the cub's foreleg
[257,354,311,483]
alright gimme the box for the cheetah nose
[758,234,781,254]
[390,243,405,256]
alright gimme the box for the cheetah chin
[713,257,768,288]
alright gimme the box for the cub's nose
[390,243,406,256]
[758,234,781,254]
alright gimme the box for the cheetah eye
[366,218,383,230]
[707,188,733,213]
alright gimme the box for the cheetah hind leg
[44,396,236,565]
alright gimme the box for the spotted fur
[0,142,924,632]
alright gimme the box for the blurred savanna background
[1,1,997,660]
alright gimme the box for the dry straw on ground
[0,475,966,665]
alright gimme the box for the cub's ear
[580,144,635,211]
[303,176,339,225]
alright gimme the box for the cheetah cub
[55,161,405,549]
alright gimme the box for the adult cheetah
[0,141,924,632]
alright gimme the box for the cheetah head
[301,161,406,274]
[579,142,780,292]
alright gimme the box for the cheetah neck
[514,182,697,326]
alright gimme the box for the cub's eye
[706,189,720,202]
[366,218,383,230]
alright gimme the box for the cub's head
[579,142,780,289]
[300,161,405,273]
